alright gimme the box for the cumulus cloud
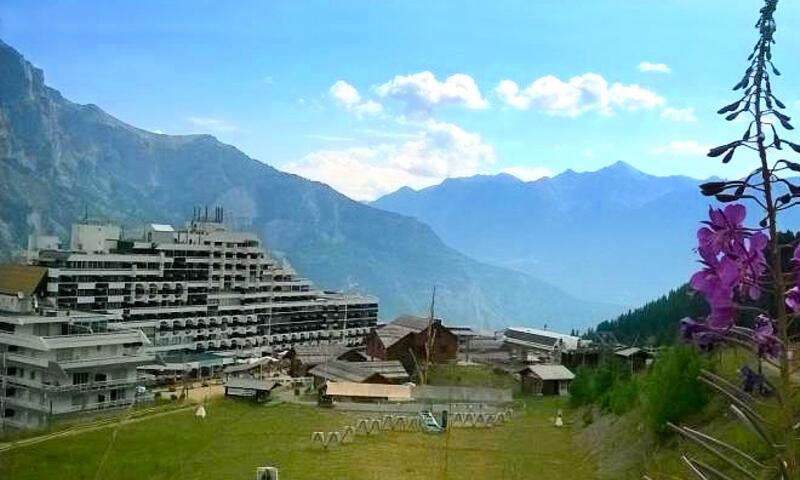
[661,106,697,122]
[284,121,495,200]
[638,62,672,74]
[501,166,553,181]
[376,71,488,116]
[187,117,239,133]
[329,80,383,116]
[495,73,665,116]
[651,140,711,157]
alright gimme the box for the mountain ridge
[371,161,723,306]
[0,38,620,331]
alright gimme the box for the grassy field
[0,397,594,480]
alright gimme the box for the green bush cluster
[641,345,710,433]
[570,346,709,432]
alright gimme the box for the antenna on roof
[204,206,209,222]
[83,204,89,222]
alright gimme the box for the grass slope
[0,398,594,480]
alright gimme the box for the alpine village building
[0,210,378,430]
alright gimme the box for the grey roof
[504,329,559,349]
[520,364,575,381]
[392,315,435,330]
[308,360,409,383]
[224,356,281,374]
[292,344,353,365]
[412,385,513,404]
[614,347,651,358]
[375,314,439,349]
[225,378,278,391]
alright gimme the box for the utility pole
[421,286,437,385]
[0,350,6,434]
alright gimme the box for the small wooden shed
[519,364,575,396]
[613,347,653,372]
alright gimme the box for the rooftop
[324,381,412,400]
[520,364,576,381]
[308,360,408,383]
[0,264,48,297]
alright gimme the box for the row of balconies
[2,375,139,393]
[154,331,368,353]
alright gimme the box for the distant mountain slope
[372,162,730,307]
[0,39,619,331]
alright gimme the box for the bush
[642,345,709,433]
[606,378,639,415]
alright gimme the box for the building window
[73,372,89,385]
[3,408,14,418]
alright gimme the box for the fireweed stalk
[670,1,800,477]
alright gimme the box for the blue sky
[3,0,800,199]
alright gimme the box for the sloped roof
[292,343,353,365]
[223,356,281,374]
[0,264,48,297]
[393,315,434,330]
[324,381,412,400]
[308,360,409,383]
[504,327,580,351]
[375,315,440,349]
[225,378,278,391]
[149,224,175,232]
[614,347,651,358]
[520,364,575,381]
[412,385,513,403]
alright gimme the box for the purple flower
[698,204,748,257]
[754,315,782,359]
[680,317,722,350]
[786,287,800,313]
[739,365,771,396]
[735,232,768,300]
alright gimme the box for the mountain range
[0,38,620,332]
[372,162,727,307]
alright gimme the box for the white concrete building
[0,269,151,430]
[26,213,379,358]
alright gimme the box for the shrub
[606,378,639,415]
[642,345,709,433]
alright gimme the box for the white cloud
[330,80,362,106]
[638,62,672,74]
[284,121,495,200]
[495,73,665,116]
[501,166,553,181]
[329,80,383,116]
[661,106,697,122]
[376,71,488,116]
[187,117,238,133]
[651,140,711,157]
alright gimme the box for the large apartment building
[0,265,152,430]
[26,212,379,357]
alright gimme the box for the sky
[2,0,800,200]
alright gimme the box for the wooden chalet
[519,364,575,396]
[307,360,409,387]
[365,315,458,372]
